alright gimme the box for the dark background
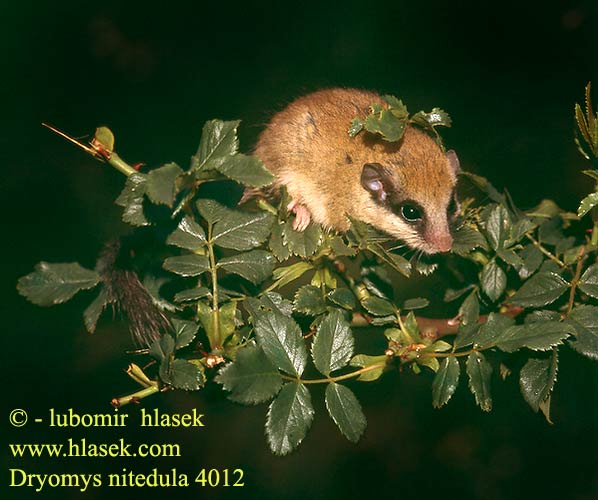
[1,1,596,499]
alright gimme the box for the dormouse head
[359,147,460,254]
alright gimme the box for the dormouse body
[254,88,460,254]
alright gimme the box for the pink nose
[430,232,453,253]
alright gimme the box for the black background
[2,1,596,499]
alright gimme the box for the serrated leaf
[460,291,480,327]
[216,342,283,404]
[115,173,149,226]
[269,222,291,261]
[466,352,492,412]
[17,262,100,306]
[567,305,598,360]
[83,287,114,333]
[215,154,275,187]
[348,118,364,137]
[196,198,229,225]
[365,109,406,142]
[578,263,598,299]
[451,225,488,255]
[171,318,199,350]
[349,354,387,382]
[327,288,357,310]
[402,297,430,310]
[520,349,558,412]
[293,285,326,316]
[170,358,205,390]
[219,250,275,285]
[255,311,307,377]
[480,259,506,302]
[369,244,411,277]
[149,334,175,363]
[508,217,537,244]
[444,285,475,302]
[282,221,323,258]
[174,287,210,303]
[509,272,569,308]
[496,321,574,352]
[496,248,524,268]
[362,296,396,317]
[266,382,314,456]
[163,254,210,277]
[518,244,544,279]
[475,313,515,348]
[212,206,274,251]
[146,162,183,207]
[311,309,354,375]
[167,216,207,250]
[484,204,511,250]
[191,119,240,173]
[432,357,460,408]
[325,383,366,443]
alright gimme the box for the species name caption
[7,408,245,491]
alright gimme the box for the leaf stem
[207,226,221,348]
[110,385,160,408]
[280,362,387,384]
[566,246,586,315]
[526,234,566,268]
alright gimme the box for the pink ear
[446,150,460,177]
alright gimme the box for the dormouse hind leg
[287,200,312,232]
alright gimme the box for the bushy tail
[96,240,171,346]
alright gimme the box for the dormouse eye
[400,204,422,223]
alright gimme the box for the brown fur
[254,88,458,253]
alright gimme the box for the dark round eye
[401,204,422,223]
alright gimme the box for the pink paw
[287,200,311,232]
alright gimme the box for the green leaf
[311,309,354,376]
[362,296,396,317]
[496,321,574,353]
[293,285,326,316]
[166,216,207,251]
[244,292,294,321]
[330,236,356,257]
[402,297,430,310]
[327,288,357,310]
[365,109,406,142]
[454,291,480,349]
[170,359,205,391]
[325,383,367,443]
[508,217,537,244]
[509,272,569,308]
[212,205,275,251]
[17,262,100,306]
[578,263,598,299]
[255,311,307,377]
[484,204,511,250]
[411,107,452,128]
[173,287,210,303]
[349,354,387,382]
[567,305,598,360]
[83,287,113,333]
[196,198,229,225]
[480,259,506,302]
[519,349,558,413]
[382,95,408,116]
[451,225,488,256]
[578,192,598,218]
[146,162,183,207]
[475,313,515,348]
[444,285,475,302]
[266,382,314,456]
[282,221,323,258]
[171,318,199,350]
[219,250,275,285]
[114,173,149,226]
[466,352,493,412]
[518,244,544,280]
[269,222,291,261]
[191,119,240,173]
[149,334,175,363]
[163,254,210,277]
[216,342,283,404]
[432,357,460,408]
[215,154,275,187]
[271,261,314,289]
[348,118,364,137]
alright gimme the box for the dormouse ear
[446,150,460,177]
[361,163,388,203]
